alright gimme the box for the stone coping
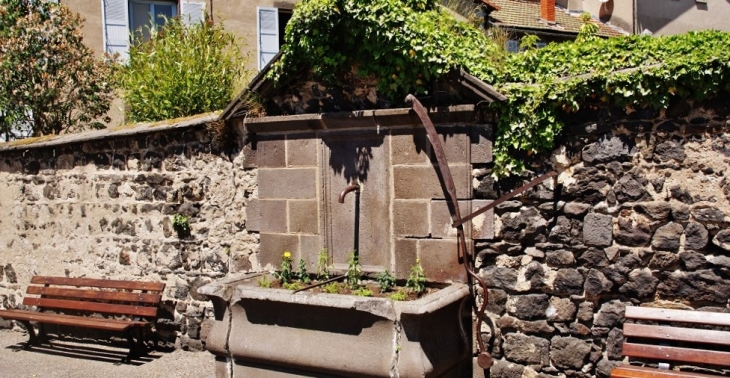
[0,112,220,152]
[244,105,477,134]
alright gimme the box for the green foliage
[297,258,311,284]
[490,30,730,176]
[269,0,501,101]
[375,270,396,292]
[352,287,373,297]
[519,34,540,51]
[274,251,294,284]
[316,249,330,280]
[282,282,304,290]
[0,0,117,139]
[322,282,340,294]
[171,214,190,237]
[121,16,250,123]
[406,259,426,294]
[389,289,408,301]
[257,275,272,288]
[576,13,599,43]
[345,251,362,289]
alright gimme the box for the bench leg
[17,321,39,348]
[123,327,147,363]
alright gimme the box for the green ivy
[491,30,730,176]
[268,0,500,99]
[271,0,730,177]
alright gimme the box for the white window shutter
[257,7,279,70]
[181,1,205,26]
[102,0,129,60]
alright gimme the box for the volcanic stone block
[257,138,286,168]
[619,268,658,299]
[394,238,418,279]
[258,200,287,233]
[582,134,633,163]
[430,200,470,239]
[594,300,626,328]
[712,229,730,252]
[585,269,613,297]
[500,207,546,243]
[245,199,261,232]
[286,135,317,167]
[553,268,585,295]
[547,297,577,322]
[393,165,471,200]
[418,239,467,283]
[506,294,548,320]
[470,125,493,164]
[288,200,318,234]
[651,222,684,251]
[480,266,517,291]
[391,131,431,165]
[259,233,300,269]
[471,200,494,240]
[684,222,708,250]
[393,200,429,237]
[550,336,591,369]
[583,213,613,247]
[502,333,549,367]
[258,168,317,199]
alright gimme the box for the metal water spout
[338,183,360,203]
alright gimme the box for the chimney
[541,0,556,24]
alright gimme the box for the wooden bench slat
[622,342,730,367]
[30,276,165,293]
[623,323,730,347]
[23,297,158,318]
[0,309,148,327]
[625,306,730,327]
[611,365,724,378]
[0,310,138,331]
[26,286,162,305]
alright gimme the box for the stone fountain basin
[199,274,471,377]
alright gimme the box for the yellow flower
[283,251,291,258]
[416,258,420,263]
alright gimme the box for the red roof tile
[487,0,628,38]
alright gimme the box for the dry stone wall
[475,95,730,377]
[0,121,258,350]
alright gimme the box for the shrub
[0,0,117,139]
[121,16,250,123]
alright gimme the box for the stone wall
[0,116,258,350]
[474,96,730,377]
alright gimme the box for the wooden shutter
[257,7,279,70]
[181,1,205,26]
[101,0,130,60]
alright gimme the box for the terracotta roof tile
[487,0,627,38]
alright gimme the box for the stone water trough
[200,274,470,377]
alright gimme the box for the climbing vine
[270,0,730,177]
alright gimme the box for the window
[129,0,177,41]
[102,0,205,60]
[257,7,292,70]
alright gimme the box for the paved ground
[0,329,216,378]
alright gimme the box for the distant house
[58,0,296,70]
[480,0,627,49]
[556,0,730,36]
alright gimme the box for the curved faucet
[338,183,360,203]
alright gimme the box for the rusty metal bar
[406,95,492,367]
[292,275,345,294]
[453,171,558,228]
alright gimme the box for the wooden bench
[611,306,730,378]
[0,276,165,362]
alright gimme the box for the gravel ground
[0,329,216,378]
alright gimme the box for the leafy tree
[121,17,250,123]
[0,0,117,139]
